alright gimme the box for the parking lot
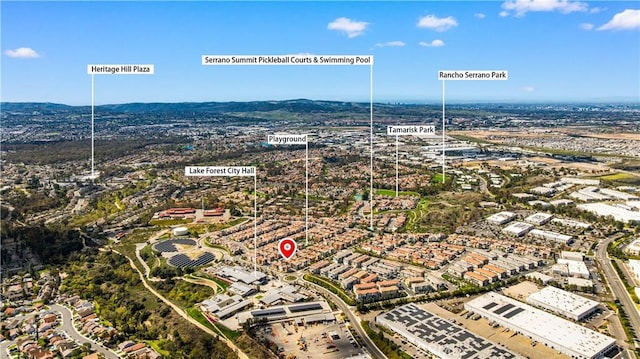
[257,320,364,358]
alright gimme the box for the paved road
[109,249,250,359]
[49,304,120,359]
[595,234,640,346]
[475,174,495,198]
[303,280,387,359]
[0,306,119,359]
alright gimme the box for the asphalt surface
[110,249,251,359]
[595,234,640,347]
[304,280,387,359]
[0,305,119,359]
[49,304,120,359]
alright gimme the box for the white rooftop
[525,213,553,224]
[466,292,615,359]
[502,221,533,235]
[577,203,640,224]
[527,286,599,319]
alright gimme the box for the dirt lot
[503,281,542,301]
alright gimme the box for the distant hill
[1,102,86,112]
[2,99,381,114]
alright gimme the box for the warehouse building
[577,203,640,224]
[465,292,617,359]
[376,303,521,359]
[237,301,333,326]
[487,211,517,225]
[527,286,599,321]
[530,186,556,197]
[502,222,534,237]
[524,213,554,226]
[557,258,590,279]
[528,229,573,244]
[561,251,584,262]
[551,217,590,229]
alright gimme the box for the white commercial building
[599,188,639,201]
[525,272,553,284]
[525,213,554,225]
[561,251,585,262]
[570,187,612,202]
[465,292,616,359]
[528,229,573,244]
[625,240,640,256]
[628,259,640,281]
[551,217,591,229]
[577,203,640,224]
[561,177,600,186]
[550,199,575,207]
[502,222,533,237]
[567,277,594,289]
[376,303,521,359]
[530,186,556,197]
[557,258,590,279]
[527,286,599,321]
[487,211,517,225]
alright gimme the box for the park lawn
[375,189,420,197]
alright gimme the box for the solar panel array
[377,304,520,359]
[153,238,197,253]
[168,252,215,268]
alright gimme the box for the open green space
[432,173,444,184]
[194,272,230,290]
[149,218,192,227]
[303,273,356,306]
[361,321,412,359]
[375,189,420,197]
[405,198,431,232]
[59,250,237,358]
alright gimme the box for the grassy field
[375,189,420,197]
[598,172,640,183]
[149,218,192,227]
[405,198,431,232]
[432,173,444,184]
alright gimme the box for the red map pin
[278,238,297,260]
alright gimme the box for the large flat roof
[376,303,521,359]
[527,286,599,319]
[465,292,615,359]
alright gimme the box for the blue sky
[2,1,639,104]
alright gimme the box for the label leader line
[87,63,155,182]
[438,70,508,183]
[267,134,310,248]
[202,54,376,232]
[185,166,259,276]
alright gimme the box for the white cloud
[589,7,605,14]
[419,39,445,47]
[4,47,40,58]
[523,86,535,92]
[474,13,486,19]
[327,17,369,38]
[499,11,510,17]
[580,23,594,30]
[374,41,406,48]
[501,0,588,17]
[598,9,640,31]
[417,14,458,32]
